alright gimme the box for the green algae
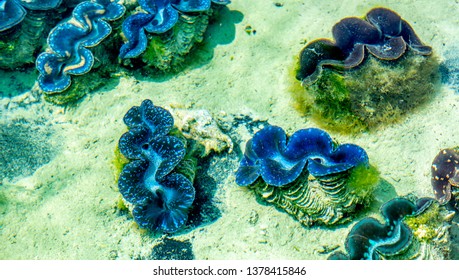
[405,202,444,242]
[112,145,129,183]
[347,164,380,199]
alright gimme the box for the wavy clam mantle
[328,197,437,260]
[35,0,125,93]
[296,7,432,84]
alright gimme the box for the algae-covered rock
[398,201,453,260]
[293,52,440,133]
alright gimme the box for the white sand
[1,0,459,259]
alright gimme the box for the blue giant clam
[119,0,230,59]
[236,125,378,226]
[328,197,435,260]
[0,0,26,32]
[35,0,125,93]
[296,7,432,84]
[118,99,196,233]
[0,0,64,69]
[0,0,62,32]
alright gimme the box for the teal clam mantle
[35,0,125,93]
[328,197,434,260]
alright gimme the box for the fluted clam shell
[0,10,49,69]
[250,170,365,226]
[142,12,209,71]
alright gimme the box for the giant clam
[329,197,453,260]
[119,0,229,59]
[36,0,125,93]
[118,99,196,233]
[431,148,459,206]
[0,0,64,69]
[292,7,440,133]
[120,0,229,72]
[296,7,432,84]
[236,125,379,226]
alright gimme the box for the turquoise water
[1,0,459,260]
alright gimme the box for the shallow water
[1,0,459,260]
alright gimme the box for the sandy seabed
[1,0,459,260]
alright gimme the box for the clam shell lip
[340,197,430,260]
[19,0,62,10]
[0,0,26,32]
[172,0,211,12]
[144,6,178,34]
[296,7,432,83]
[431,148,459,204]
[35,0,125,93]
[35,52,71,92]
[119,126,151,160]
[380,197,417,224]
[119,0,230,59]
[295,39,345,82]
[211,0,231,4]
[235,125,369,187]
[118,100,195,233]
